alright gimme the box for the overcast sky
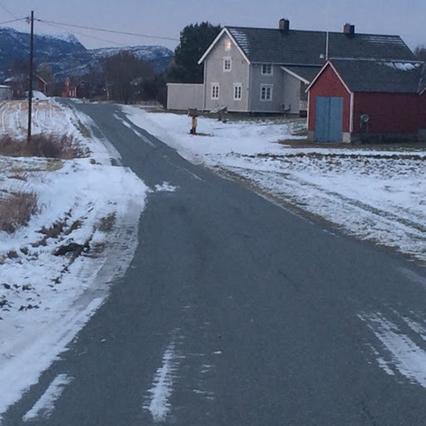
[2,0,425,50]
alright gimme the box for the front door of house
[315,96,343,143]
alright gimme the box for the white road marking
[144,340,179,423]
[22,374,73,422]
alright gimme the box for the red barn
[307,59,426,143]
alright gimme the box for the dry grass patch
[97,212,116,233]
[0,134,87,159]
[0,192,38,234]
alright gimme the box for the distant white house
[167,19,416,115]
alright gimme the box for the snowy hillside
[92,45,173,60]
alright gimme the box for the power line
[39,20,128,48]
[36,18,179,42]
[0,17,26,26]
[0,0,18,19]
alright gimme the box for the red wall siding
[419,92,426,128]
[353,92,419,134]
[308,65,351,132]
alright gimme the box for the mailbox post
[188,108,199,135]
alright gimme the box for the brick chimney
[343,23,355,37]
[279,19,290,32]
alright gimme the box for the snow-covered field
[123,107,426,263]
[0,100,148,419]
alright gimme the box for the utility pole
[27,10,34,144]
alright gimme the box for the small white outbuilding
[0,85,12,101]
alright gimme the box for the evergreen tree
[168,22,221,83]
[414,45,426,61]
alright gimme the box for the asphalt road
[4,103,426,425]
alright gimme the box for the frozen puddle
[359,312,426,387]
[144,339,180,423]
[22,374,73,422]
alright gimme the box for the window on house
[260,84,273,101]
[233,83,242,101]
[224,38,232,51]
[261,64,273,75]
[211,83,220,100]
[223,57,232,72]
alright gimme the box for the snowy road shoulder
[0,100,149,419]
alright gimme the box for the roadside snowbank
[0,100,148,418]
[122,107,292,161]
[123,107,426,263]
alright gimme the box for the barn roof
[226,27,415,65]
[281,66,322,84]
[329,59,424,93]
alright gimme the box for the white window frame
[224,38,232,51]
[211,83,220,100]
[260,84,273,102]
[233,83,242,101]
[223,57,232,72]
[261,64,273,76]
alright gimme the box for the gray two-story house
[167,19,415,115]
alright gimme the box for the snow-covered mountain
[90,45,174,74]
[0,28,174,80]
[92,45,173,61]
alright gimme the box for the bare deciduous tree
[103,52,154,104]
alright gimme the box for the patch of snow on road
[144,340,179,423]
[22,374,73,422]
[122,107,426,262]
[113,112,155,147]
[359,312,426,387]
[155,182,177,192]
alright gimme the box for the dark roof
[226,26,415,65]
[329,59,424,93]
[282,66,322,83]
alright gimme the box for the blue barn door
[315,97,343,143]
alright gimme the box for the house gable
[202,29,251,112]
[307,63,352,134]
[307,62,352,95]
[198,28,251,65]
